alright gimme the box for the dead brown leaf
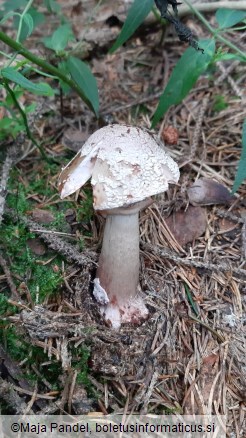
[27,238,46,256]
[187,178,235,206]
[31,209,55,224]
[165,206,206,246]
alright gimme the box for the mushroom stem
[93,212,148,329]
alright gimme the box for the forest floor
[0,0,245,436]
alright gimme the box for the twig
[188,315,225,343]
[31,364,52,390]
[151,321,171,356]
[0,31,95,115]
[217,63,244,99]
[59,371,73,414]
[0,377,34,414]
[12,384,56,399]
[177,2,246,18]
[101,91,163,115]
[17,213,97,268]
[215,61,240,86]
[141,241,246,278]
[182,0,246,61]
[68,370,78,414]
[141,370,159,414]
[216,209,244,224]
[23,382,38,415]
[0,344,41,403]
[149,2,246,21]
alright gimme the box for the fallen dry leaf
[202,353,219,367]
[165,206,206,246]
[187,178,234,206]
[27,238,46,256]
[218,218,238,234]
[32,209,55,224]
[62,129,88,152]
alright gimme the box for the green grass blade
[109,0,153,53]
[66,56,99,116]
[151,39,215,128]
[232,119,246,193]
[184,283,199,316]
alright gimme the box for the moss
[0,324,63,388]
[0,221,62,301]
[77,187,94,224]
[72,345,95,396]
[212,95,228,112]
[0,294,17,316]
[0,157,95,397]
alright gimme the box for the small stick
[142,241,246,278]
[5,209,97,268]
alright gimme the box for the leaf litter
[0,0,246,435]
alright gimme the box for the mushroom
[58,124,180,329]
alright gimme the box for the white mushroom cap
[59,124,180,210]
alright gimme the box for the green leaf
[66,56,99,116]
[0,117,14,129]
[28,8,45,28]
[5,89,23,106]
[151,39,215,127]
[0,11,17,25]
[23,13,34,37]
[184,283,199,316]
[1,67,55,96]
[0,117,24,140]
[212,95,228,113]
[22,13,34,41]
[213,51,245,62]
[43,0,61,14]
[215,8,246,29]
[43,24,75,52]
[13,13,34,42]
[232,119,246,193]
[3,0,28,13]
[58,61,71,94]
[110,0,153,53]
[25,102,37,114]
